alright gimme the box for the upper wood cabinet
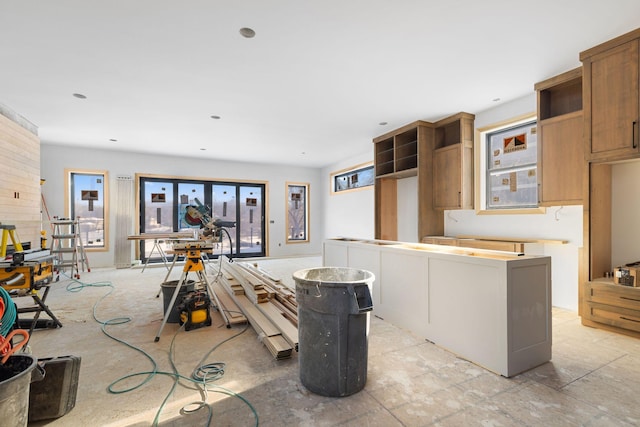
[581,30,640,162]
[374,120,430,179]
[534,68,584,206]
[432,112,475,210]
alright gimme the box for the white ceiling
[2,1,640,168]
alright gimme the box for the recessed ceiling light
[200,148,207,151]
[379,122,388,126]
[72,93,87,99]
[301,151,306,155]
[210,115,221,120]
[239,27,256,38]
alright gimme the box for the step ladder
[50,218,90,279]
[0,224,23,258]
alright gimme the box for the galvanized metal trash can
[0,354,38,427]
[293,267,374,397]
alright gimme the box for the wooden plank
[455,235,568,244]
[228,288,280,337]
[263,335,293,360]
[270,298,298,327]
[211,281,246,323]
[256,302,299,350]
[222,261,269,304]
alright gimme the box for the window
[286,182,309,243]
[138,176,266,261]
[476,115,542,213]
[331,162,374,194]
[67,169,108,250]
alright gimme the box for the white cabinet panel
[428,257,506,371]
[379,250,429,338]
[322,240,348,267]
[347,245,381,315]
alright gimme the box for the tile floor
[15,256,640,426]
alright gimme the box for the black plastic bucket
[161,280,195,323]
[0,354,38,427]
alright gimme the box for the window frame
[474,113,545,215]
[65,168,109,251]
[286,182,309,243]
[330,161,375,195]
[136,174,267,260]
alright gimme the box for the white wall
[320,152,375,240]
[397,176,418,242]
[41,144,323,267]
[612,160,640,267]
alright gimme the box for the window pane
[488,122,537,171]
[212,184,237,255]
[70,172,105,248]
[287,184,308,242]
[178,183,205,230]
[144,181,174,233]
[487,166,538,209]
[239,186,263,254]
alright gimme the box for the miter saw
[183,198,236,242]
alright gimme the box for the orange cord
[0,329,30,363]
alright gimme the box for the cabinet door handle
[634,121,638,149]
[458,192,461,207]
[620,316,640,324]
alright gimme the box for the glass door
[212,184,237,256]
[139,177,266,262]
[239,185,264,255]
[142,180,174,259]
[211,183,265,257]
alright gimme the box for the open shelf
[375,137,395,177]
[535,67,583,121]
[435,121,461,149]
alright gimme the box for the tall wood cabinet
[534,68,584,206]
[374,121,438,241]
[580,27,640,338]
[0,110,41,249]
[373,113,474,241]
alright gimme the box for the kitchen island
[323,238,552,377]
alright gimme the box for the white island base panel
[323,238,552,377]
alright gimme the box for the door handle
[634,121,638,149]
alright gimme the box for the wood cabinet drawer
[586,302,640,333]
[586,281,640,311]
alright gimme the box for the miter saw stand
[154,242,229,342]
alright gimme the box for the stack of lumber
[210,281,248,325]
[217,257,299,360]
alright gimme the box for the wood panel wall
[0,112,41,250]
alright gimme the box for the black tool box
[28,355,81,422]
